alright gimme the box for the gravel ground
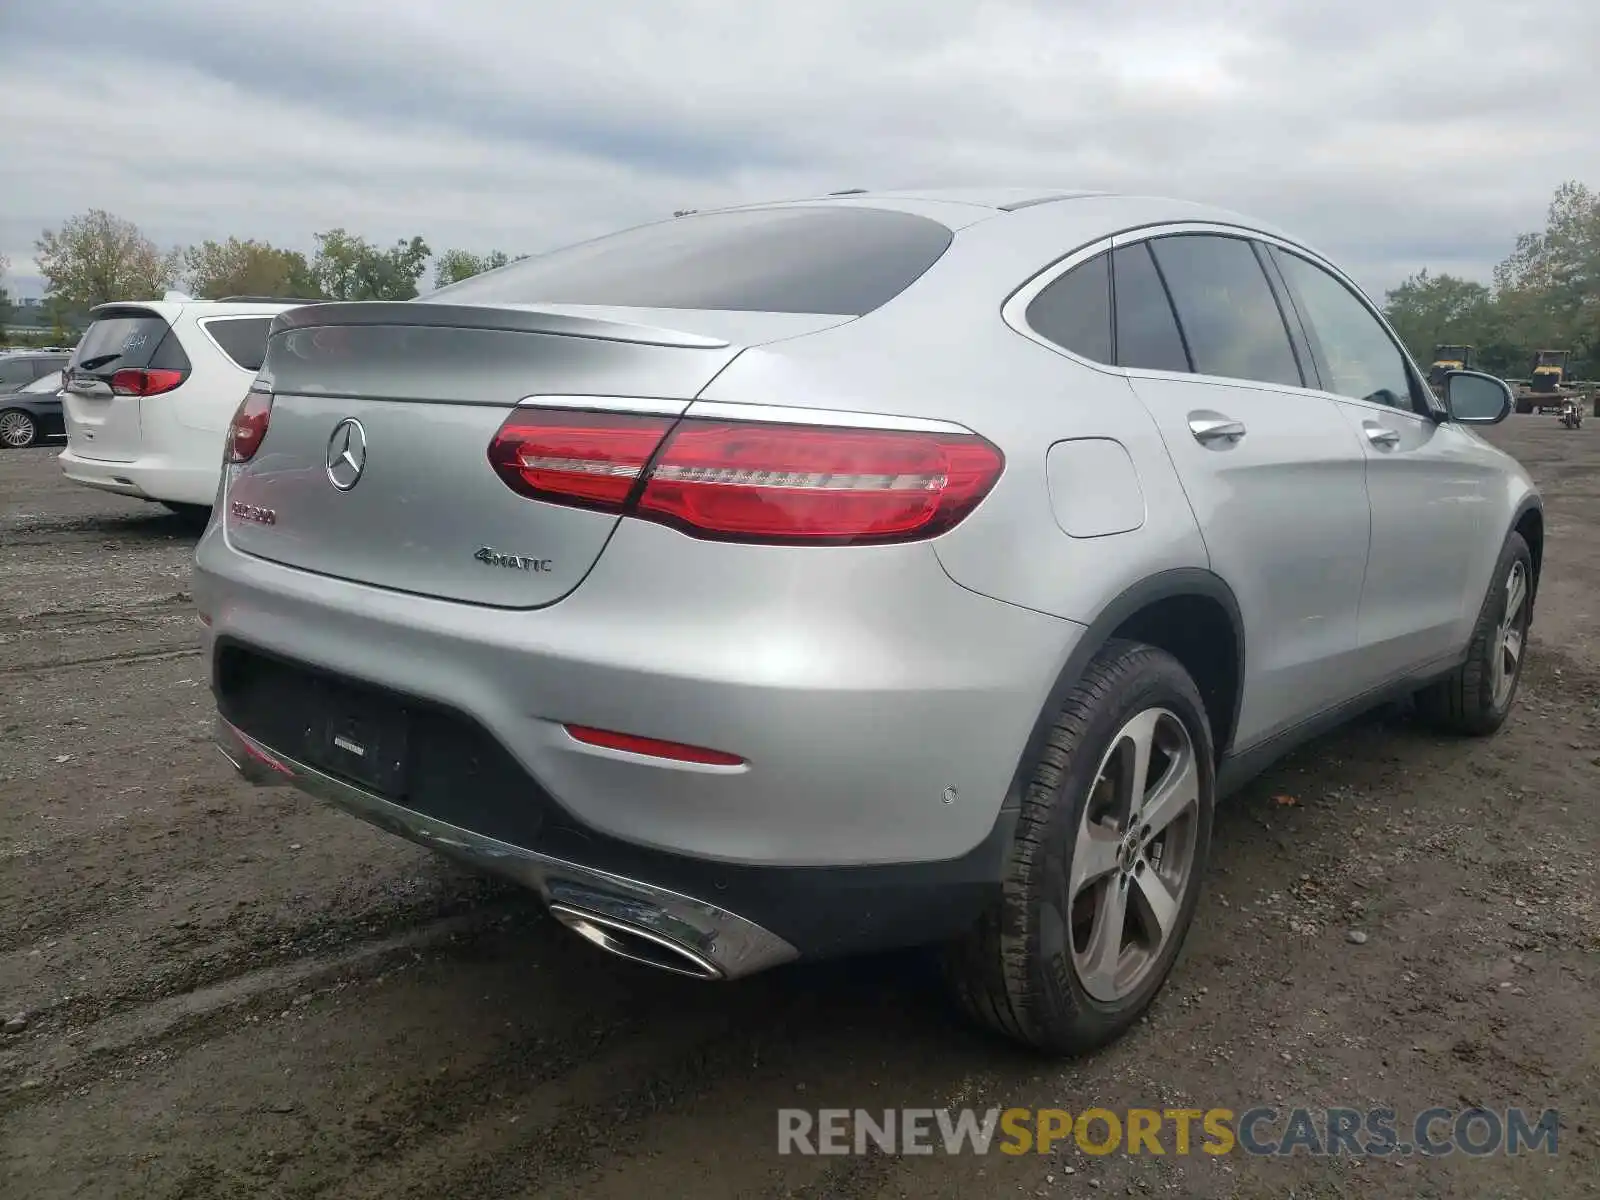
[1,419,1596,1199]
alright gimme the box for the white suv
[59,296,312,516]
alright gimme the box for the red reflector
[563,724,745,767]
[111,367,187,396]
[226,389,274,464]
[488,409,674,511]
[639,420,1004,544]
[236,732,292,776]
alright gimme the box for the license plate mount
[305,696,409,797]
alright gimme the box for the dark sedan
[0,368,66,448]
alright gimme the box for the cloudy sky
[2,0,1596,301]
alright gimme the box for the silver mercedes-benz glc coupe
[196,188,1541,1053]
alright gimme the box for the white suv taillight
[226,387,274,464]
[111,367,189,396]
[487,406,1005,545]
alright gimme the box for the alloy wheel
[1068,707,1201,1003]
[1492,560,1529,709]
[0,411,36,448]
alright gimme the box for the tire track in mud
[311,971,839,1200]
[319,955,1011,1200]
[0,909,509,1119]
[7,875,524,1043]
[0,642,201,676]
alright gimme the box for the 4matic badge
[474,546,552,572]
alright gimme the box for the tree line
[4,210,528,334]
[6,184,1596,376]
[1371,180,1598,381]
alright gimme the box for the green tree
[1382,269,1497,367]
[1492,181,1600,375]
[311,230,432,301]
[184,237,319,299]
[432,248,524,288]
[34,210,181,309]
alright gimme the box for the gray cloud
[2,0,1596,300]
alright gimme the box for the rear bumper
[58,445,218,506]
[214,711,1022,966]
[216,716,798,978]
[196,515,1078,868]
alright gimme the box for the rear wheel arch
[1006,570,1245,808]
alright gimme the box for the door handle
[1363,422,1401,448]
[1187,411,1247,445]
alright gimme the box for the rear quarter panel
[694,206,1211,630]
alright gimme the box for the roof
[812,187,1108,211]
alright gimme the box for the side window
[1148,235,1302,388]
[1025,251,1112,364]
[203,317,274,372]
[0,359,35,388]
[1272,250,1418,411]
[33,358,66,379]
[1111,244,1189,373]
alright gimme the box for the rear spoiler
[267,301,731,350]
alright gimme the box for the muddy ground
[1,418,1595,1200]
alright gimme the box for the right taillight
[226,387,274,464]
[487,406,1004,545]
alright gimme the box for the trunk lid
[223,301,795,609]
[61,305,190,462]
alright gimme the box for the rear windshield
[72,310,188,376]
[425,206,955,316]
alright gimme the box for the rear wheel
[945,640,1214,1054]
[0,409,39,448]
[1416,532,1532,736]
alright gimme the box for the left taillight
[110,367,188,396]
[487,406,1006,546]
[226,387,274,464]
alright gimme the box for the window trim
[1003,220,1446,416]
[196,314,275,373]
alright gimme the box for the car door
[1264,243,1499,676]
[1113,231,1375,748]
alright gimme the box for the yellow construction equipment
[1529,349,1569,393]
[1428,344,1475,389]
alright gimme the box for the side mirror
[1444,370,1513,425]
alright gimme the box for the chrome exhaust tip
[549,903,724,980]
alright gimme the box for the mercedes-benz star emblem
[325,418,368,491]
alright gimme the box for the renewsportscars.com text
[777,1106,1560,1158]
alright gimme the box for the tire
[0,408,39,448]
[945,640,1215,1055]
[1514,399,1533,415]
[1415,532,1532,736]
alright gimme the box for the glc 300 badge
[474,546,552,572]
[230,500,277,526]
